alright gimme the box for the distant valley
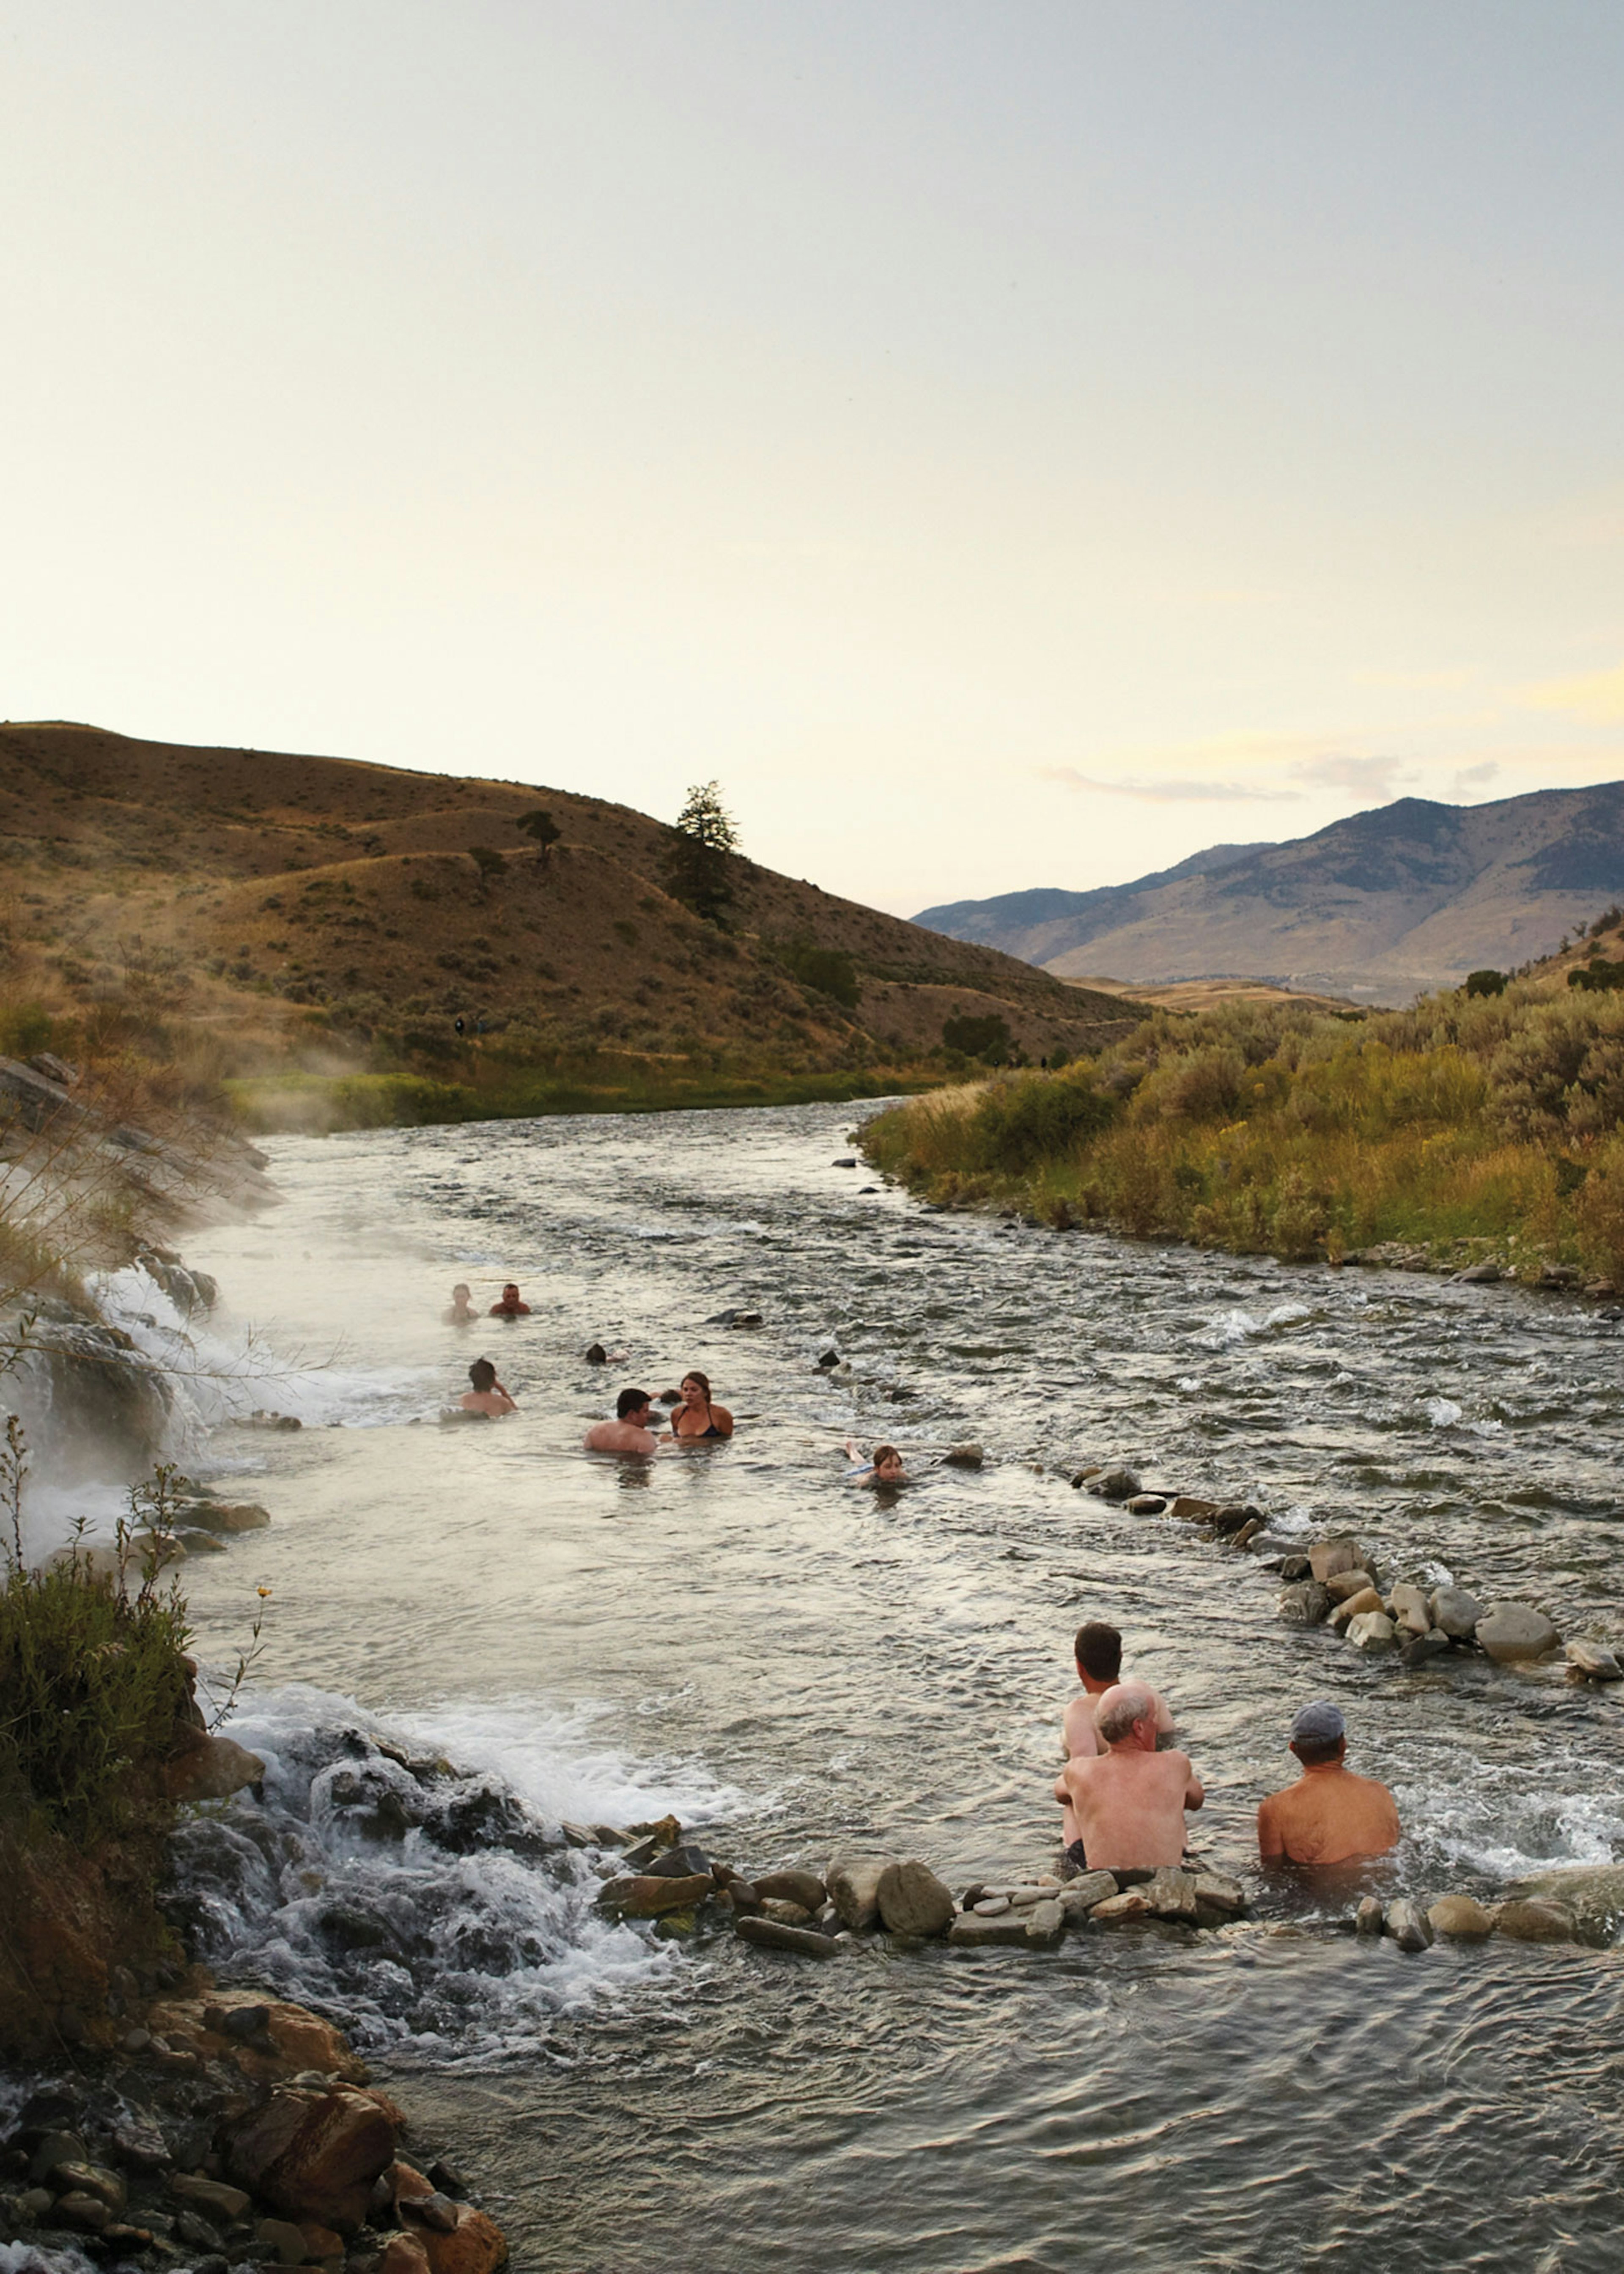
[916,783,1624,1002]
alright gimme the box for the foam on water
[1193,1299,1314,1348]
[170,1684,749,2063]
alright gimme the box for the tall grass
[862,980,1624,1280]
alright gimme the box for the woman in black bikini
[668,1370,734,1440]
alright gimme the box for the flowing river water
[97,1102,1624,2272]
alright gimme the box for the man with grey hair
[1257,1702,1399,1865]
[1052,1682,1205,1870]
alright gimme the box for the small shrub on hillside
[774,939,860,1009]
[1465,969,1507,997]
[1569,960,1624,992]
[942,1013,1012,1062]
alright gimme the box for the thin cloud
[1450,760,1500,797]
[1038,766,1300,804]
[1288,752,1412,799]
[1522,662,1624,723]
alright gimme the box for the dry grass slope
[0,722,1143,1127]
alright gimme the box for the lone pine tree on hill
[666,780,740,925]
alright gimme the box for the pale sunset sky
[4,2,1624,915]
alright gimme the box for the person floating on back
[461,1358,516,1416]
[843,1438,905,1486]
[444,1282,479,1324]
[1257,1702,1400,1866]
[491,1283,531,1318]
[668,1370,733,1439]
[1052,1682,1204,1873]
[1059,1622,1175,1867]
[584,1387,659,1455]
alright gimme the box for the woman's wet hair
[1074,1621,1123,1683]
[872,1444,902,1469]
[452,1283,471,1300]
[681,1370,712,1401]
[468,1358,497,1392]
[616,1386,652,1420]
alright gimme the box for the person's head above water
[452,1283,472,1303]
[1074,1621,1123,1686]
[1288,1700,1347,1769]
[616,1387,653,1422]
[468,1358,497,1392]
[1094,1682,1158,1748]
[680,1370,712,1404]
[871,1443,904,1480]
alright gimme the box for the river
[105,1102,1624,2272]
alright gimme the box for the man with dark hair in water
[490,1283,531,1318]
[461,1358,516,1416]
[1257,1703,1400,1866]
[584,1387,658,1454]
[1059,1623,1175,1868]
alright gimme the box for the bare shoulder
[1062,1696,1098,1756]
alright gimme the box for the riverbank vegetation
[862,957,1624,1282]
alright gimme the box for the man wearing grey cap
[1257,1702,1400,1866]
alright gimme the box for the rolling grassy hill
[0,722,1141,1126]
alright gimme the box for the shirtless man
[584,1387,659,1455]
[490,1283,531,1318]
[460,1357,516,1416]
[1257,1702,1400,1867]
[1059,1623,1174,1864]
[1053,1683,1204,1872]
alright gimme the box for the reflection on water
[150,1103,1624,2271]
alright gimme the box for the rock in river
[876,1860,956,1937]
[1385,1899,1433,1951]
[827,1855,891,1932]
[1278,1580,1332,1626]
[1493,1897,1579,1943]
[1565,1640,1623,1681]
[1309,1537,1366,1582]
[1346,1610,1398,1652]
[1475,1603,1561,1662]
[754,1869,827,1911]
[1429,1585,1483,1641]
[1427,1895,1494,1939]
[949,1912,1033,1950]
[735,1915,840,1959]
[1502,1863,1624,1944]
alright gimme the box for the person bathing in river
[1257,1703,1400,1867]
[843,1439,906,1486]
[490,1283,531,1318]
[444,1283,479,1325]
[1059,1623,1175,1865]
[461,1358,516,1416]
[1053,1683,1204,1872]
[668,1370,733,1440]
[585,1387,660,1455]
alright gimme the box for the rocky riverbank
[0,1986,508,2273]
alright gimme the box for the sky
[4,1,1624,918]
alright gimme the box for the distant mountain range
[914,783,1624,1002]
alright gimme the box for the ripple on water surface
[154,1104,1624,2271]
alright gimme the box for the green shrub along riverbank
[861,979,1624,1283]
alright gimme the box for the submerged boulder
[1475,1604,1561,1662]
[1502,1864,1624,1944]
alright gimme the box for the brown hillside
[0,724,1138,1092]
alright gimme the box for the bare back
[584,1420,657,1454]
[1057,1745,1203,1870]
[1257,1766,1399,1866]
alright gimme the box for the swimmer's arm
[1180,1757,1204,1812]
[1256,1798,1283,1861]
[1052,1769,1071,1807]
